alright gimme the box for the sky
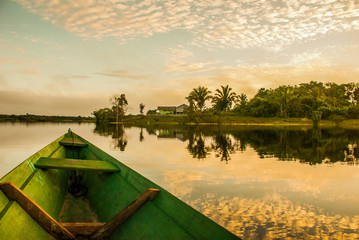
[0,0,358,116]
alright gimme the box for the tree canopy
[92,81,359,123]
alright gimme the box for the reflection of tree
[344,144,358,164]
[232,127,359,165]
[145,126,157,136]
[93,123,127,151]
[187,133,209,160]
[139,128,144,142]
[112,124,127,151]
[94,123,359,165]
[211,134,235,163]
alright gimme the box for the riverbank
[115,115,359,128]
[0,114,94,123]
[2,114,357,128]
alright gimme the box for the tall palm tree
[274,85,294,117]
[212,85,237,112]
[186,86,212,111]
[238,93,248,104]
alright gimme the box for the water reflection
[187,132,209,160]
[139,128,144,142]
[190,193,359,239]
[94,123,127,151]
[211,134,236,163]
[95,123,359,165]
[2,122,359,239]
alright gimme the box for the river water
[1,122,359,239]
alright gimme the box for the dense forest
[233,81,359,119]
[184,81,359,120]
[93,81,359,123]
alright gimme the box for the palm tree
[186,86,212,112]
[212,85,237,112]
[274,85,294,117]
[238,93,248,103]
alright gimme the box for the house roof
[158,106,176,111]
[177,104,188,108]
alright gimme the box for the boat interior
[0,131,239,240]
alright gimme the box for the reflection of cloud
[189,193,359,239]
[163,169,211,198]
[14,0,359,50]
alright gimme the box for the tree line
[93,81,359,123]
[0,114,93,122]
[185,81,359,120]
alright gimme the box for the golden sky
[0,0,358,115]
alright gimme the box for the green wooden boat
[0,130,240,239]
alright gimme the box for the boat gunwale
[0,131,240,239]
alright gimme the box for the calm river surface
[1,122,359,239]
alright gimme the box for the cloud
[52,74,89,80]
[166,61,217,74]
[14,68,42,75]
[0,74,6,86]
[14,0,359,50]
[0,56,47,65]
[96,70,155,80]
[162,47,194,62]
[171,61,359,98]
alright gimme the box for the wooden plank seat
[0,182,160,239]
[34,157,120,172]
[59,138,88,147]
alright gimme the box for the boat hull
[0,132,240,239]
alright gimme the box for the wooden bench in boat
[0,182,160,239]
[59,138,88,147]
[34,157,120,172]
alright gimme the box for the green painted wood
[35,157,120,172]
[89,188,160,239]
[78,133,240,240]
[0,201,52,239]
[0,135,69,240]
[0,182,75,240]
[60,193,97,223]
[59,138,88,147]
[1,132,240,240]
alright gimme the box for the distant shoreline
[116,115,359,129]
[0,114,94,123]
[1,114,358,129]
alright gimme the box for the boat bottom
[59,192,98,223]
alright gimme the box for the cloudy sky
[0,0,358,115]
